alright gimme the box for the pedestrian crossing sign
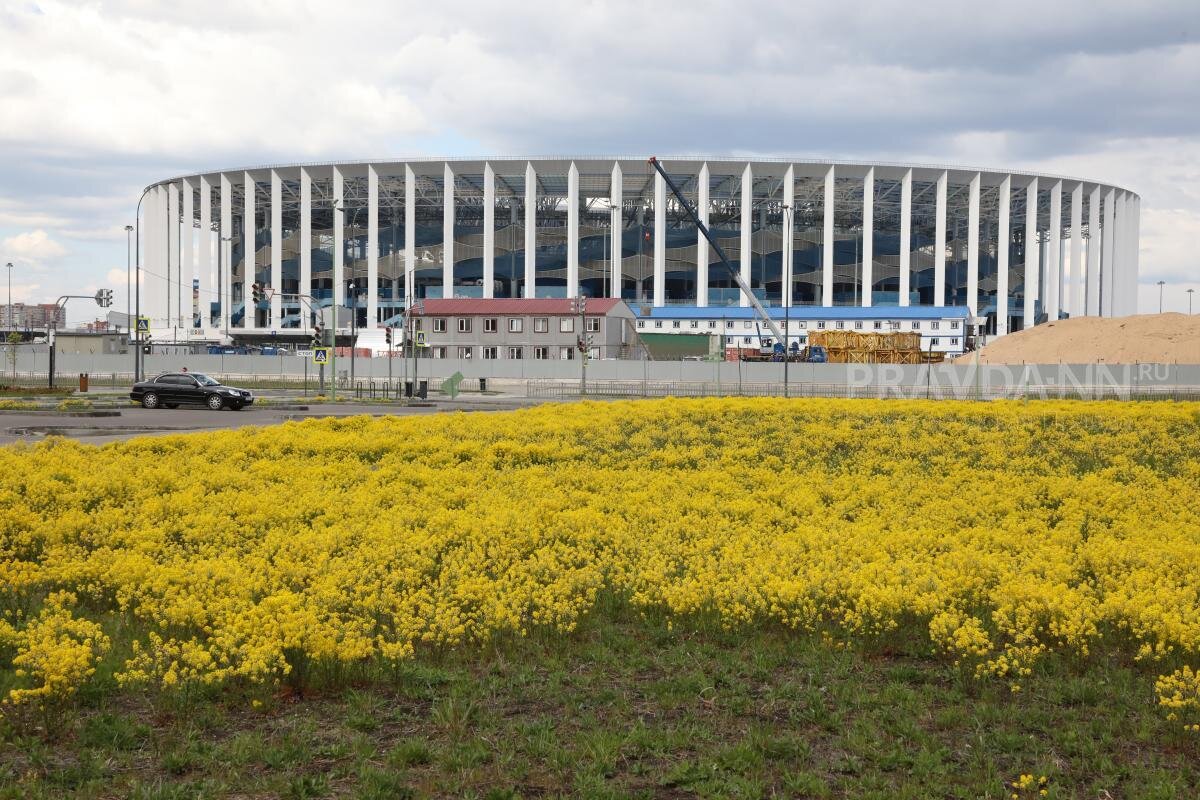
[136,317,150,333]
[416,331,426,347]
[312,347,329,365]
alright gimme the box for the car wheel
[205,394,225,411]
[141,392,160,409]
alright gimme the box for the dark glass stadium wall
[378,173,405,324]
[944,181,970,308]
[310,177,335,312]
[1008,183,1028,332]
[451,173,484,299]
[832,177,863,305]
[663,169,698,304]
[619,169,653,304]
[534,172,568,298]
[791,176,824,306]
[706,170,741,306]
[279,180,300,328]
[750,175,780,305]
[910,180,938,305]
[493,171,523,298]
[339,178,369,326]
[411,172,443,299]
[872,177,902,305]
[977,183,999,333]
[578,172,614,299]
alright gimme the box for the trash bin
[79,373,89,393]
[479,377,487,392]
[404,380,413,398]
[418,380,428,399]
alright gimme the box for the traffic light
[142,335,152,355]
[385,326,393,346]
[311,321,323,349]
[251,283,264,305]
[94,289,113,307]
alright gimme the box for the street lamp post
[572,295,588,395]
[124,226,133,339]
[782,205,792,399]
[5,262,11,336]
[348,281,358,388]
[1158,280,1166,314]
[1188,288,1195,315]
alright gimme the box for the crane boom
[647,157,784,341]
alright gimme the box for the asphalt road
[0,396,544,445]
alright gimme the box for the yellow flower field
[1,398,1198,725]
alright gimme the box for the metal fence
[526,379,1200,402]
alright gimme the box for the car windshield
[191,374,220,386]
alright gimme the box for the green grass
[1,610,1197,799]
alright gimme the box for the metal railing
[525,379,1200,402]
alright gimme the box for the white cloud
[2,229,67,265]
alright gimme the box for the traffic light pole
[48,292,111,389]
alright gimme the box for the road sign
[136,317,150,333]
[296,349,314,358]
[416,331,426,347]
[312,347,329,365]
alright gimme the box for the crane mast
[647,157,785,342]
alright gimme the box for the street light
[348,281,359,387]
[5,262,12,336]
[781,205,792,399]
[1189,288,1195,315]
[1157,280,1166,314]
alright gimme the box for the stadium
[135,157,1141,346]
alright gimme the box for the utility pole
[782,205,792,399]
[572,295,588,395]
[1188,288,1195,315]
[1158,280,1166,314]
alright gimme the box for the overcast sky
[1,0,1198,323]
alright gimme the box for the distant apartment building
[0,303,67,330]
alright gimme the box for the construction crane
[647,157,784,342]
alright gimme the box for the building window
[459,346,474,359]
[654,320,663,328]
[912,321,921,330]
[507,346,523,359]
[725,321,734,329]
[707,321,716,329]
[481,346,498,359]
[931,338,940,346]
[534,346,549,360]
[588,347,600,360]
[797,321,806,329]
[854,321,863,330]
[672,320,681,329]
[890,321,901,330]
[951,337,960,345]
[483,318,498,333]
[836,321,845,330]
[689,320,699,329]
[817,321,826,329]
[743,336,752,344]
[743,321,752,329]
[873,321,882,330]
[636,320,645,329]
[586,318,600,332]
[560,346,575,360]
[950,320,960,330]
[433,318,447,333]
[931,321,940,330]
[560,317,574,333]
[509,318,523,333]
[535,317,549,333]
[458,318,471,333]
[414,318,423,330]
[799,335,807,344]
[432,346,446,359]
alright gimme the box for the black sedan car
[130,373,254,410]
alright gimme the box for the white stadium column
[823,165,834,307]
[739,163,752,307]
[1115,191,1129,316]
[934,170,947,307]
[611,161,623,300]
[654,165,667,307]
[244,172,256,330]
[996,175,1011,336]
[367,165,379,326]
[404,165,415,305]
[696,162,709,306]
[1023,178,1039,328]
[167,182,179,329]
[443,163,455,299]
[899,169,912,307]
[1101,187,1115,317]
[1046,180,1062,322]
[1069,183,1083,317]
[483,162,495,299]
[333,167,344,312]
[568,161,580,298]
[862,167,874,308]
[525,162,536,298]
[300,168,312,327]
[270,170,282,329]
[144,187,158,327]
[182,179,193,330]
[966,172,979,317]
[199,176,212,331]
[1086,185,1101,316]
[220,174,232,333]
[782,164,794,308]
[1131,197,1141,315]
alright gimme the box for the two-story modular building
[632,306,972,356]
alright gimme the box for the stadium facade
[137,157,1140,341]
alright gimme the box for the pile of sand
[958,313,1200,365]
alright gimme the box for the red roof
[413,298,625,316]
